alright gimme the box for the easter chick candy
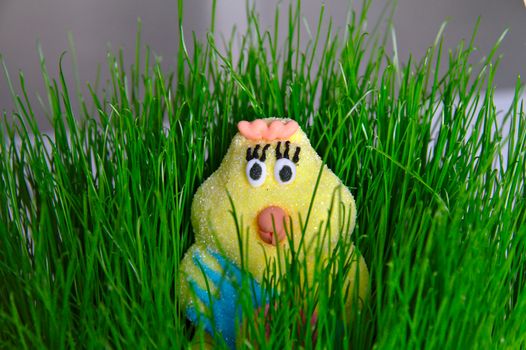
[179,118,369,348]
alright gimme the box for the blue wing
[186,248,265,349]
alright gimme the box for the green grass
[1,0,525,348]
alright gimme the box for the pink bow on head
[237,119,299,141]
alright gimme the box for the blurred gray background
[1,0,525,130]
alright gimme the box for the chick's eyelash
[276,141,301,163]
[246,144,270,162]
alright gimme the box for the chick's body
[179,119,368,346]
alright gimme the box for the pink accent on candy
[237,119,299,141]
[257,206,288,245]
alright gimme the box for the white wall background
[0,0,525,129]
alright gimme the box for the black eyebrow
[292,147,301,163]
[246,144,270,162]
[260,144,271,162]
[284,141,290,159]
[253,144,260,159]
[276,142,283,159]
[276,142,301,163]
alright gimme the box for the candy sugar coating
[179,118,369,346]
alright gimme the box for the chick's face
[191,119,357,281]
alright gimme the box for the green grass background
[1,0,525,348]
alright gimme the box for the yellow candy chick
[179,118,369,348]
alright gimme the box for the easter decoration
[179,118,369,348]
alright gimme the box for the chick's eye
[274,158,296,185]
[246,159,266,187]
